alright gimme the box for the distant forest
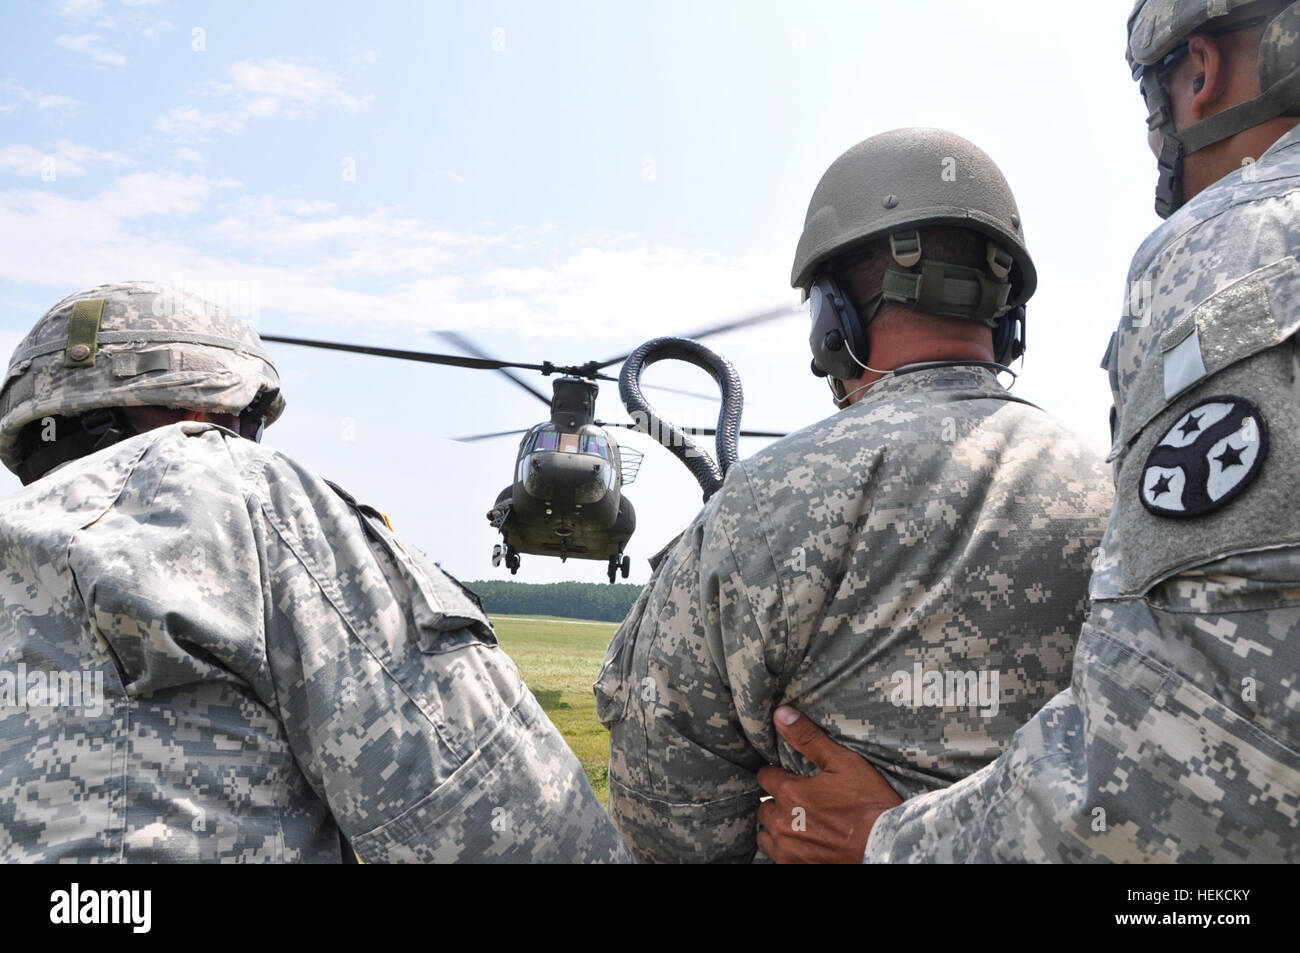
[464,580,642,623]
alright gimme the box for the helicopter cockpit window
[581,435,610,459]
[533,427,560,452]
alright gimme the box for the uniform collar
[849,362,1011,408]
[1260,122,1300,163]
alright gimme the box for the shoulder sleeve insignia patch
[1140,395,1268,518]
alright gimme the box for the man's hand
[756,706,903,864]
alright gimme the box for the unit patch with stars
[1140,396,1268,519]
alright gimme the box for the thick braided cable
[618,337,744,501]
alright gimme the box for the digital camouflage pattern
[595,365,1111,863]
[1126,0,1259,67]
[1123,0,1296,71]
[0,282,285,473]
[866,125,1300,863]
[0,421,631,862]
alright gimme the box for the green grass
[491,614,619,807]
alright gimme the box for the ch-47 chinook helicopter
[261,308,790,582]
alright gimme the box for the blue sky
[1,0,1157,584]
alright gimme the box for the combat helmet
[0,282,284,484]
[1128,0,1300,217]
[792,127,1036,383]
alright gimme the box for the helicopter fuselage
[488,416,635,573]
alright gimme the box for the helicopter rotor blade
[593,304,797,370]
[451,428,533,443]
[435,331,709,400]
[434,331,554,408]
[264,334,717,401]
[261,334,552,375]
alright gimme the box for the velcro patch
[1140,395,1268,519]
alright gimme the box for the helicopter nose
[525,452,611,503]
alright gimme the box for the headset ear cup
[808,276,869,381]
[993,316,1010,365]
[993,307,1026,365]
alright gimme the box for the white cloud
[56,33,127,68]
[0,172,245,295]
[0,141,132,178]
[0,80,79,116]
[156,58,370,140]
[0,146,54,178]
[98,171,231,218]
[130,15,170,40]
[0,166,786,346]
[53,0,104,19]
[154,107,245,139]
[226,59,368,116]
[173,147,204,165]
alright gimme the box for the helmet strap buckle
[985,243,1013,281]
[889,230,923,268]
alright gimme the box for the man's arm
[595,475,791,863]
[253,450,632,863]
[754,701,1019,864]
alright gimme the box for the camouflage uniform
[595,365,1111,863]
[0,284,630,863]
[866,126,1300,863]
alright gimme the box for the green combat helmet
[1128,0,1300,217]
[792,127,1036,386]
[0,281,285,485]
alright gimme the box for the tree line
[464,580,642,623]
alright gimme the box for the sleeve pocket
[1109,256,1300,462]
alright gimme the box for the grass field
[490,614,619,806]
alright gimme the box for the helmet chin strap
[15,408,137,486]
[1141,41,1300,218]
[1143,70,1189,218]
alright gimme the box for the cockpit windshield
[527,425,611,460]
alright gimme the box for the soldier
[0,282,631,863]
[593,128,1113,863]
[760,0,1300,864]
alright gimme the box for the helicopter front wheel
[620,554,630,579]
[505,549,521,575]
[491,543,504,567]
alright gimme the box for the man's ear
[1187,34,1230,120]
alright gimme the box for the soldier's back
[1,421,630,863]
[714,364,1112,795]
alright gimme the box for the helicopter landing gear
[499,545,520,575]
[491,543,504,567]
[507,552,521,575]
[607,552,630,584]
